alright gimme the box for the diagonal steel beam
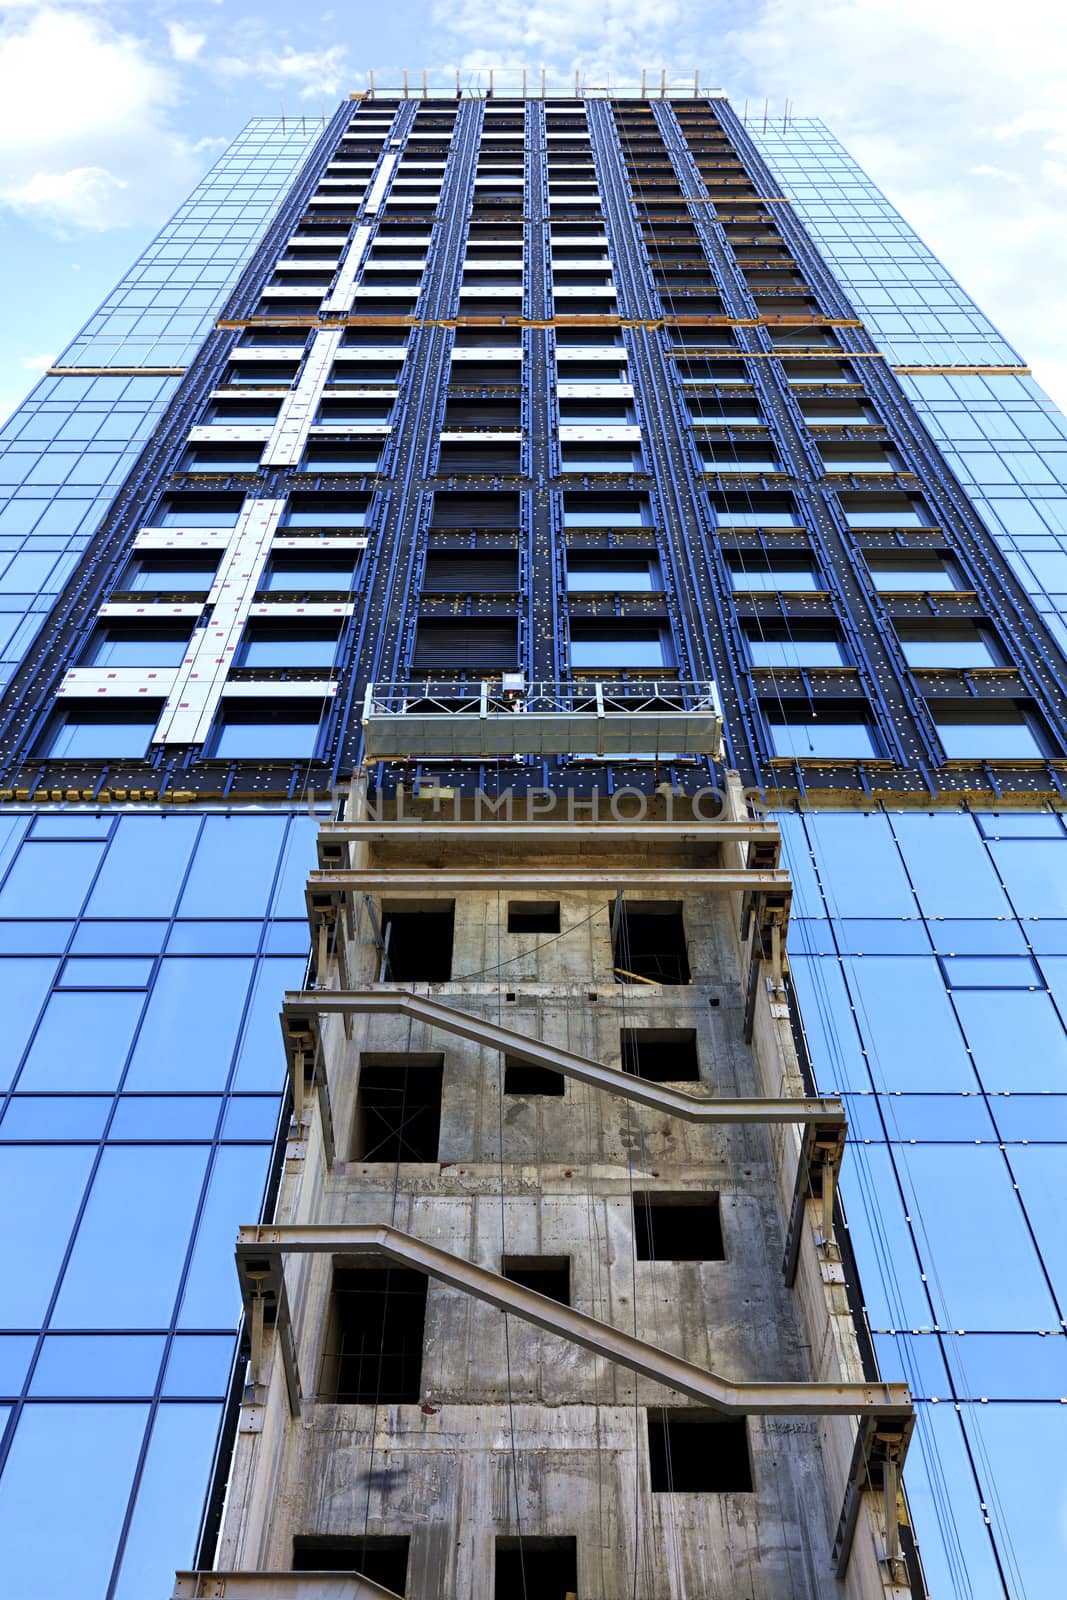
[281,988,845,1130]
[236,1222,911,1420]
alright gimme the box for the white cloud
[20,352,56,373]
[0,6,206,232]
[215,43,348,99]
[166,20,206,63]
[0,165,127,230]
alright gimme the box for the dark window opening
[411,620,518,671]
[501,1256,571,1305]
[507,901,560,934]
[504,1057,565,1096]
[293,1535,409,1591]
[647,1410,753,1492]
[352,1054,444,1162]
[633,1194,724,1260]
[324,1266,427,1403]
[613,902,690,985]
[495,1537,578,1599]
[620,1028,699,1082]
[382,901,455,981]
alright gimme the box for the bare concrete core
[186,774,910,1600]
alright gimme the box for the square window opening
[381,901,455,981]
[322,1265,427,1403]
[494,1536,577,1600]
[501,1256,571,1305]
[647,1410,753,1492]
[507,901,561,935]
[620,1028,699,1082]
[351,1054,443,1162]
[292,1535,409,1591]
[633,1194,724,1260]
[613,901,690,985]
[503,1058,566,1096]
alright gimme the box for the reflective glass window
[787,956,869,1090]
[943,1333,1067,1399]
[0,1335,35,1396]
[0,959,60,1090]
[952,989,1067,1090]
[18,991,145,1091]
[878,1093,997,1142]
[934,709,1047,760]
[86,817,200,919]
[890,812,1010,918]
[941,955,1041,988]
[231,955,308,1089]
[111,1402,223,1600]
[29,1334,165,1396]
[0,1096,111,1141]
[125,958,253,1090]
[885,1404,1002,1600]
[0,1403,149,1598]
[166,921,263,953]
[0,921,73,954]
[989,840,1067,917]
[179,816,287,919]
[163,1334,235,1396]
[839,1143,929,1324]
[0,1146,94,1325]
[0,842,103,917]
[71,921,169,954]
[803,813,914,916]
[899,1145,1058,1328]
[222,1096,281,1139]
[845,957,977,1090]
[41,710,159,760]
[52,1145,209,1327]
[178,1146,269,1327]
[962,1406,1067,1593]
[236,626,342,666]
[768,718,879,758]
[269,816,319,917]
[108,1096,222,1140]
[1012,1146,1067,1305]
[210,710,323,757]
[746,636,846,667]
[57,956,154,988]
[925,920,1028,955]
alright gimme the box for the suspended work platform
[360,678,724,759]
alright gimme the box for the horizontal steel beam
[308,867,791,893]
[236,1223,911,1419]
[174,1574,401,1600]
[282,988,843,1129]
[318,820,780,846]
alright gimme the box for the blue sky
[3,0,1067,417]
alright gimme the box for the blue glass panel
[1028,921,1067,953]
[898,1145,1058,1328]
[111,1402,223,1600]
[179,816,287,919]
[0,1146,94,1324]
[988,840,1067,917]
[30,815,113,839]
[943,1333,1067,1399]
[52,1146,209,1328]
[57,956,154,988]
[221,1095,281,1140]
[70,921,169,954]
[952,991,1067,1090]
[124,958,253,1090]
[802,813,915,917]
[787,955,869,1090]
[0,1403,148,1598]
[268,817,319,917]
[832,920,929,955]
[167,921,263,953]
[178,1146,269,1328]
[960,1405,1067,1593]
[263,921,312,955]
[768,720,878,757]
[29,1334,165,1396]
[0,1096,111,1141]
[212,717,322,757]
[0,922,72,954]
[838,1144,928,1325]
[890,812,1011,918]
[871,1333,949,1397]
[45,715,156,760]
[937,718,1045,758]
[941,955,1042,988]
[86,817,200,918]
[747,638,846,666]
[993,1094,1067,1140]
[845,957,977,1090]
[0,959,60,1091]
[887,1405,1002,1599]
[18,991,145,1091]
[109,1097,222,1141]
[231,956,308,1090]
[0,1335,36,1396]
[163,1334,235,1397]
[1011,1146,1067,1306]
[925,920,1029,956]
[880,1094,997,1142]
[976,812,1065,838]
[570,637,667,666]
[0,842,103,917]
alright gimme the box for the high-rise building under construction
[0,80,1064,1600]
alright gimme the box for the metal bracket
[783,1116,848,1285]
[281,1020,336,1167]
[238,1249,301,1416]
[833,1410,915,1580]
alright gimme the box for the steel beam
[307,866,791,893]
[281,987,844,1130]
[174,1575,402,1600]
[236,1222,912,1420]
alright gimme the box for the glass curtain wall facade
[0,86,1064,1599]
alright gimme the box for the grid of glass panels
[0,120,318,697]
[779,809,1067,1599]
[754,118,1067,648]
[0,808,318,1600]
